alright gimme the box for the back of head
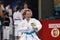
[16,6,20,11]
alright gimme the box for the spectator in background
[21,1,32,14]
[3,12,10,26]
[0,13,2,40]
[6,4,13,17]
[0,1,5,12]
[3,12,10,40]
[13,6,23,40]
[0,1,3,40]
[5,4,13,36]
[0,1,5,11]
[0,1,3,18]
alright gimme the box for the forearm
[18,27,29,32]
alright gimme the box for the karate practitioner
[6,5,12,17]
[18,10,42,40]
[13,6,23,40]
[6,4,13,36]
[3,12,10,40]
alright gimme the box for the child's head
[16,6,20,11]
[23,10,32,19]
[23,1,28,8]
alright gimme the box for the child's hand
[32,26,36,28]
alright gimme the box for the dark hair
[16,6,20,11]
[0,1,4,4]
[23,1,29,7]
[4,12,9,16]
[8,4,12,9]
[24,1,28,5]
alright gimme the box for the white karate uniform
[6,6,12,17]
[3,18,12,39]
[6,7,13,35]
[3,18,10,40]
[3,26,10,39]
[13,11,23,36]
[18,18,42,40]
[9,17,13,35]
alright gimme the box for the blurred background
[0,0,60,20]
[0,0,60,40]
[0,0,38,19]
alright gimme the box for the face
[24,4,28,8]
[8,5,10,9]
[24,11,32,18]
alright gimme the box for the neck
[26,18,30,22]
[24,7,28,9]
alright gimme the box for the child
[3,12,10,40]
[18,10,42,40]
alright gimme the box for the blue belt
[24,31,35,35]
[24,31,34,40]
[23,31,38,40]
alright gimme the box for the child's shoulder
[31,18,37,20]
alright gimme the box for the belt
[23,31,37,40]
[14,19,21,20]
[24,31,35,35]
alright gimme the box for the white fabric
[0,21,1,25]
[18,18,42,40]
[13,11,23,21]
[3,26,10,39]
[6,6,13,34]
[9,17,13,34]
[13,11,23,36]
[6,7,12,16]
[7,9,12,16]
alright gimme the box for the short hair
[22,10,32,19]
[22,10,30,16]
[24,1,28,5]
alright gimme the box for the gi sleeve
[34,19,42,32]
